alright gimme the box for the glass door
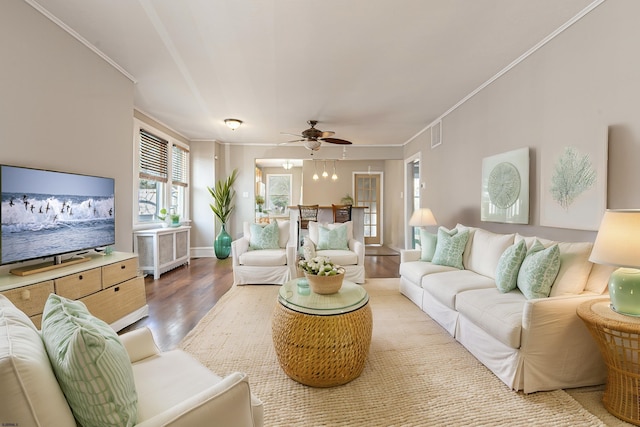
[355,173,381,245]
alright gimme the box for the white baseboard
[191,247,215,258]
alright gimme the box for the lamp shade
[590,209,640,268]
[409,208,437,227]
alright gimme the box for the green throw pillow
[516,240,561,299]
[431,227,469,270]
[419,229,437,262]
[249,221,280,249]
[41,295,138,427]
[495,240,527,293]
[317,223,349,250]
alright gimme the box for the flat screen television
[0,164,115,266]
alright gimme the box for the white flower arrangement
[298,256,345,276]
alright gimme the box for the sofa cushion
[456,288,526,349]
[584,263,616,295]
[517,241,561,299]
[549,241,594,296]
[309,221,353,245]
[41,294,138,427]
[432,227,469,270]
[399,261,458,285]
[276,219,290,248]
[317,223,349,250]
[422,270,496,310]
[249,221,280,250]
[516,234,595,296]
[463,228,515,279]
[419,229,437,261]
[316,249,358,266]
[0,295,76,426]
[239,248,287,266]
[495,240,527,293]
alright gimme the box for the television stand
[9,256,91,277]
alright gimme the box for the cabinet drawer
[81,276,146,325]
[1,281,54,317]
[102,258,138,288]
[55,268,102,300]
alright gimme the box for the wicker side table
[272,279,372,387]
[577,298,640,425]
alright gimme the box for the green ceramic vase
[214,223,232,259]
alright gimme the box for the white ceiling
[29,0,599,147]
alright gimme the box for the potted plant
[341,194,354,205]
[207,169,238,259]
[298,256,345,294]
[255,194,265,212]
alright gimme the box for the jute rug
[179,278,629,426]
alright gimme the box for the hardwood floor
[120,249,400,351]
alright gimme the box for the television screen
[0,165,115,265]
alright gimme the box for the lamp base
[609,268,640,316]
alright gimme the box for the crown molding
[25,0,137,83]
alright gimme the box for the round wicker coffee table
[272,278,372,387]
[577,298,640,425]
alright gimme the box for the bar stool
[332,204,352,223]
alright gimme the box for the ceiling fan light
[224,118,243,130]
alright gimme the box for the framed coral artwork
[481,147,530,224]
[540,136,607,231]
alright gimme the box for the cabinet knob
[114,286,120,292]
[121,265,126,270]
[79,275,83,280]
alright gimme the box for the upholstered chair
[303,221,365,284]
[231,220,297,285]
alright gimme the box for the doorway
[405,154,421,249]
[355,172,382,245]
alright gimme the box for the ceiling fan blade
[278,139,304,146]
[280,132,303,138]
[320,131,335,138]
[321,137,352,145]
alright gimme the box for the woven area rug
[179,278,621,426]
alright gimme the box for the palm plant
[207,169,238,224]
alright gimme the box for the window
[266,174,292,215]
[135,121,189,225]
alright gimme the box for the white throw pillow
[549,241,594,296]
[463,228,515,279]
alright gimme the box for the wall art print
[540,139,607,231]
[481,147,529,224]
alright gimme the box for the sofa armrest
[400,249,421,263]
[349,239,365,266]
[119,327,160,363]
[231,237,250,267]
[134,372,262,427]
[520,294,607,393]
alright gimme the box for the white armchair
[232,220,297,285]
[305,221,365,284]
[0,295,263,427]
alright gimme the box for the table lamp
[409,208,437,228]
[589,209,640,316]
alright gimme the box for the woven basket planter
[305,272,344,294]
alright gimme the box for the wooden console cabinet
[134,226,190,279]
[0,252,148,331]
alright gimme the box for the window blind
[172,144,189,187]
[139,129,168,182]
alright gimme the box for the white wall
[404,0,640,243]
[0,1,135,255]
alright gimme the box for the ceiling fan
[282,120,353,151]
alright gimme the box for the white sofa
[399,224,615,394]
[0,295,263,426]
[232,220,297,285]
[304,220,365,284]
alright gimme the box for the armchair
[232,220,297,285]
[305,221,365,284]
[0,295,263,427]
